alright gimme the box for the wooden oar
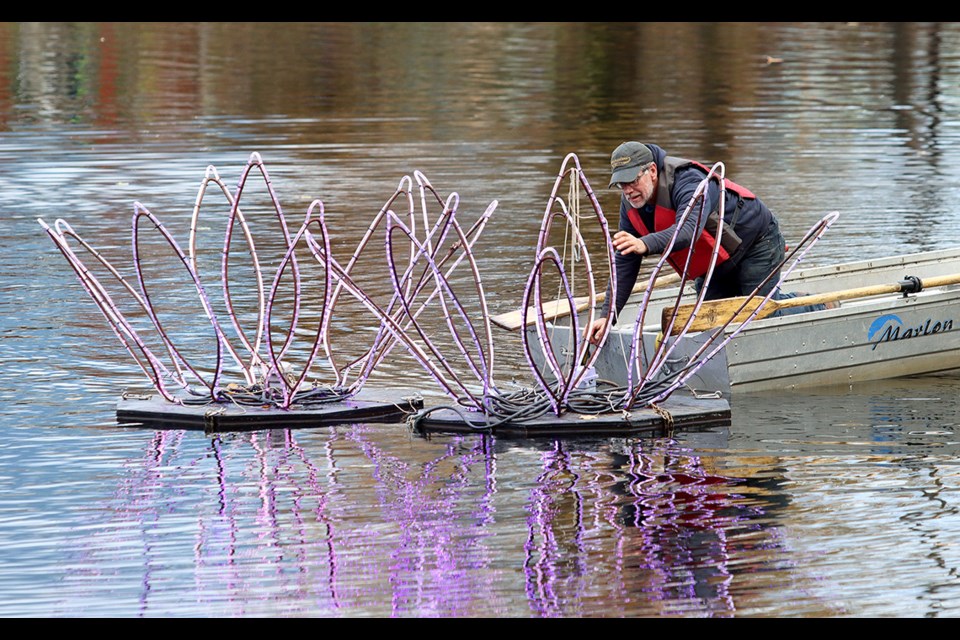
[491,272,682,331]
[663,272,960,335]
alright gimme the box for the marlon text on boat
[868,313,955,351]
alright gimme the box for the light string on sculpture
[383,208,496,408]
[329,174,496,393]
[525,159,742,413]
[188,162,267,386]
[560,163,583,289]
[131,202,234,402]
[662,210,841,350]
[264,202,336,409]
[635,166,725,377]
[229,152,303,376]
[384,182,497,399]
[540,165,590,392]
[519,153,613,413]
[38,218,188,403]
[309,173,419,390]
[523,241,594,415]
[41,206,235,404]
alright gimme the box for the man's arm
[586,199,644,345]
[598,196,644,321]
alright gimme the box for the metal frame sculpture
[444,154,840,430]
[505,155,731,420]
[39,151,837,432]
[38,152,500,415]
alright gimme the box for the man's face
[618,163,655,208]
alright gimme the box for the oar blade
[663,296,767,335]
[490,297,582,331]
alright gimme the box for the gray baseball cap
[609,141,654,188]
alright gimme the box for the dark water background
[3,22,960,617]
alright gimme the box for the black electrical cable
[406,361,694,432]
[178,383,354,409]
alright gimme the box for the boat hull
[526,247,960,394]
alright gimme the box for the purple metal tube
[383,210,490,408]
[188,163,266,386]
[131,202,229,401]
[628,164,725,400]
[231,153,301,364]
[264,203,334,408]
[642,210,841,406]
[304,236,463,400]
[359,199,498,392]
[520,247,578,415]
[519,153,612,412]
[38,218,181,402]
[49,218,190,389]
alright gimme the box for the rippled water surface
[3,22,960,617]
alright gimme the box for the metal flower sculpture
[520,152,615,415]
[516,155,840,418]
[38,154,330,408]
[38,153,500,415]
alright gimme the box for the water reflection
[521,438,751,617]
[42,422,841,617]
[726,378,960,616]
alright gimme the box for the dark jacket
[601,143,775,319]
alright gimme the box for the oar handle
[774,282,904,311]
[766,273,953,311]
[665,272,960,335]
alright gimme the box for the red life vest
[627,157,755,278]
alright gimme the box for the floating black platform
[116,388,424,433]
[411,392,731,438]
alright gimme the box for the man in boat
[586,141,825,345]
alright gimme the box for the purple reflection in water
[69,423,780,616]
[520,439,751,616]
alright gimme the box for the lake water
[3,21,960,617]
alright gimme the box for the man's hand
[585,316,608,346]
[611,231,648,256]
